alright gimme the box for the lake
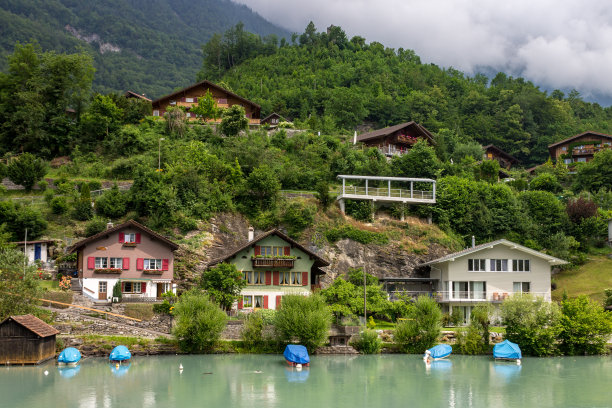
[1,354,611,408]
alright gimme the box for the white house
[13,240,55,266]
[417,239,568,323]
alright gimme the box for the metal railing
[387,290,551,302]
[335,186,434,200]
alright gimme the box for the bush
[530,173,562,193]
[325,224,388,245]
[50,196,69,214]
[456,304,492,354]
[7,153,47,191]
[241,311,266,351]
[456,325,485,355]
[394,296,442,353]
[450,307,464,326]
[172,289,228,353]
[345,200,373,222]
[315,181,333,210]
[273,294,331,353]
[38,180,48,191]
[351,329,382,354]
[85,217,108,237]
[95,185,127,219]
[72,183,93,221]
[281,200,316,237]
[558,295,612,355]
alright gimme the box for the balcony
[386,290,551,302]
[251,257,295,268]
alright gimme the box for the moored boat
[493,340,522,364]
[57,347,81,366]
[109,345,131,362]
[283,345,310,367]
[424,344,452,361]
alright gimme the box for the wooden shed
[0,315,59,365]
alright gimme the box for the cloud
[234,0,612,102]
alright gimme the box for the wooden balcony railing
[252,258,295,268]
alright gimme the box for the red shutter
[263,295,268,309]
[238,298,243,309]
[273,271,279,285]
[118,233,125,243]
[123,258,130,270]
[302,272,308,286]
[162,259,169,271]
[284,246,290,256]
[135,233,141,244]
[122,282,126,292]
[141,282,146,293]
[87,257,95,269]
[136,258,144,270]
[194,97,198,102]
[276,295,282,309]
[265,271,272,285]
[254,246,261,256]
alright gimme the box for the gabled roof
[1,315,59,338]
[417,239,568,266]
[124,91,151,102]
[548,131,612,149]
[483,144,519,164]
[68,220,179,253]
[261,112,287,123]
[152,80,261,109]
[208,229,329,268]
[356,122,436,144]
[12,239,56,245]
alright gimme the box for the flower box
[94,268,122,274]
[143,269,164,275]
[251,257,295,268]
[122,242,138,247]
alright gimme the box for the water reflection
[58,365,81,379]
[492,361,522,382]
[284,366,309,383]
[110,362,131,377]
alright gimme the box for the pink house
[69,220,179,303]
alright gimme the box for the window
[561,146,567,151]
[253,271,264,285]
[95,257,108,268]
[280,271,290,285]
[512,259,530,272]
[243,271,252,284]
[513,282,530,293]
[243,295,253,308]
[185,97,194,103]
[468,259,486,271]
[254,295,263,308]
[186,112,191,118]
[99,281,107,293]
[564,158,573,164]
[144,259,162,270]
[292,272,302,285]
[109,258,123,269]
[124,233,136,243]
[490,259,508,271]
[259,246,285,257]
[153,110,159,117]
[577,157,587,163]
[123,282,142,293]
[469,281,486,299]
[453,281,469,299]
[170,100,176,105]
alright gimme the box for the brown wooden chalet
[124,91,151,102]
[151,80,261,125]
[548,131,612,165]
[0,315,59,365]
[483,145,519,169]
[261,112,287,128]
[356,122,436,156]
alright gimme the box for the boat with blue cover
[493,340,522,364]
[57,347,81,366]
[283,345,310,367]
[424,344,452,360]
[109,345,131,362]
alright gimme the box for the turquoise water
[1,354,611,408]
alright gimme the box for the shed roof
[1,315,59,338]
[152,80,260,109]
[356,122,436,144]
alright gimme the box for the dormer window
[125,233,136,243]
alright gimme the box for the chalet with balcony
[549,131,612,165]
[208,228,329,311]
[356,122,436,157]
[482,145,519,170]
[68,220,179,303]
[413,239,567,324]
[151,80,261,125]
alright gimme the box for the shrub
[456,304,492,354]
[112,281,122,301]
[394,296,442,353]
[95,185,127,219]
[281,200,317,237]
[44,190,54,203]
[50,196,69,214]
[38,180,48,191]
[273,294,332,353]
[345,200,373,222]
[530,172,562,193]
[72,183,93,221]
[450,307,464,326]
[241,311,266,351]
[85,217,108,237]
[315,181,333,210]
[325,224,388,245]
[558,295,612,355]
[172,289,228,353]
[7,153,47,191]
[351,329,382,354]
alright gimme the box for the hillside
[0,0,290,97]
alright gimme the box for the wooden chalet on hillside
[151,80,261,125]
[548,131,612,164]
[483,145,519,169]
[0,315,59,365]
[356,122,436,156]
[261,112,287,128]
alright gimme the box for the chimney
[248,226,254,242]
[107,221,114,230]
[471,236,476,248]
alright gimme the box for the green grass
[38,280,58,291]
[124,304,154,320]
[552,254,612,303]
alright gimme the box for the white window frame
[124,233,136,243]
[153,110,159,117]
[109,257,123,269]
[144,259,162,270]
[185,97,194,103]
[490,259,509,272]
[254,295,263,308]
[243,295,253,308]
[123,282,142,294]
[95,257,108,269]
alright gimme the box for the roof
[417,239,568,266]
[356,122,436,144]
[1,315,59,337]
[208,229,330,268]
[548,131,612,149]
[124,91,151,102]
[68,220,179,253]
[261,113,286,123]
[12,239,56,245]
[483,145,519,164]
[152,80,261,109]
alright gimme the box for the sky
[234,0,612,105]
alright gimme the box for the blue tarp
[58,347,81,364]
[283,345,310,365]
[493,340,522,359]
[109,345,131,362]
[426,344,452,359]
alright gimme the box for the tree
[475,159,500,183]
[6,153,47,191]
[191,90,220,122]
[573,150,612,193]
[530,172,562,193]
[201,263,246,311]
[172,289,228,353]
[80,94,123,144]
[558,295,612,355]
[242,164,281,214]
[220,105,249,137]
[0,248,42,320]
[394,295,442,353]
[392,140,442,179]
[95,185,128,219]
[72,183,93,221]
[273,294,331,352]
[315,180,333,210]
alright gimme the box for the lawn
[38,280,59,291]
[552,254,612,303]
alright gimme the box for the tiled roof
[356,121,436,144]
[548,131,612,148]
[2,315,59,338]
[483,144,519,163]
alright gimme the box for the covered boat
[109,345,131,362]
[283,345,310,367]
[425,344,452,360]
[57,347,81,366]
[493,340,522,361]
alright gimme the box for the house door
[34,244,41,261]
[157,283,164,298]
[99,281,107,301]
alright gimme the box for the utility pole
[363,268,367,326]
[23,228,28,278]
[158,138,165,170]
